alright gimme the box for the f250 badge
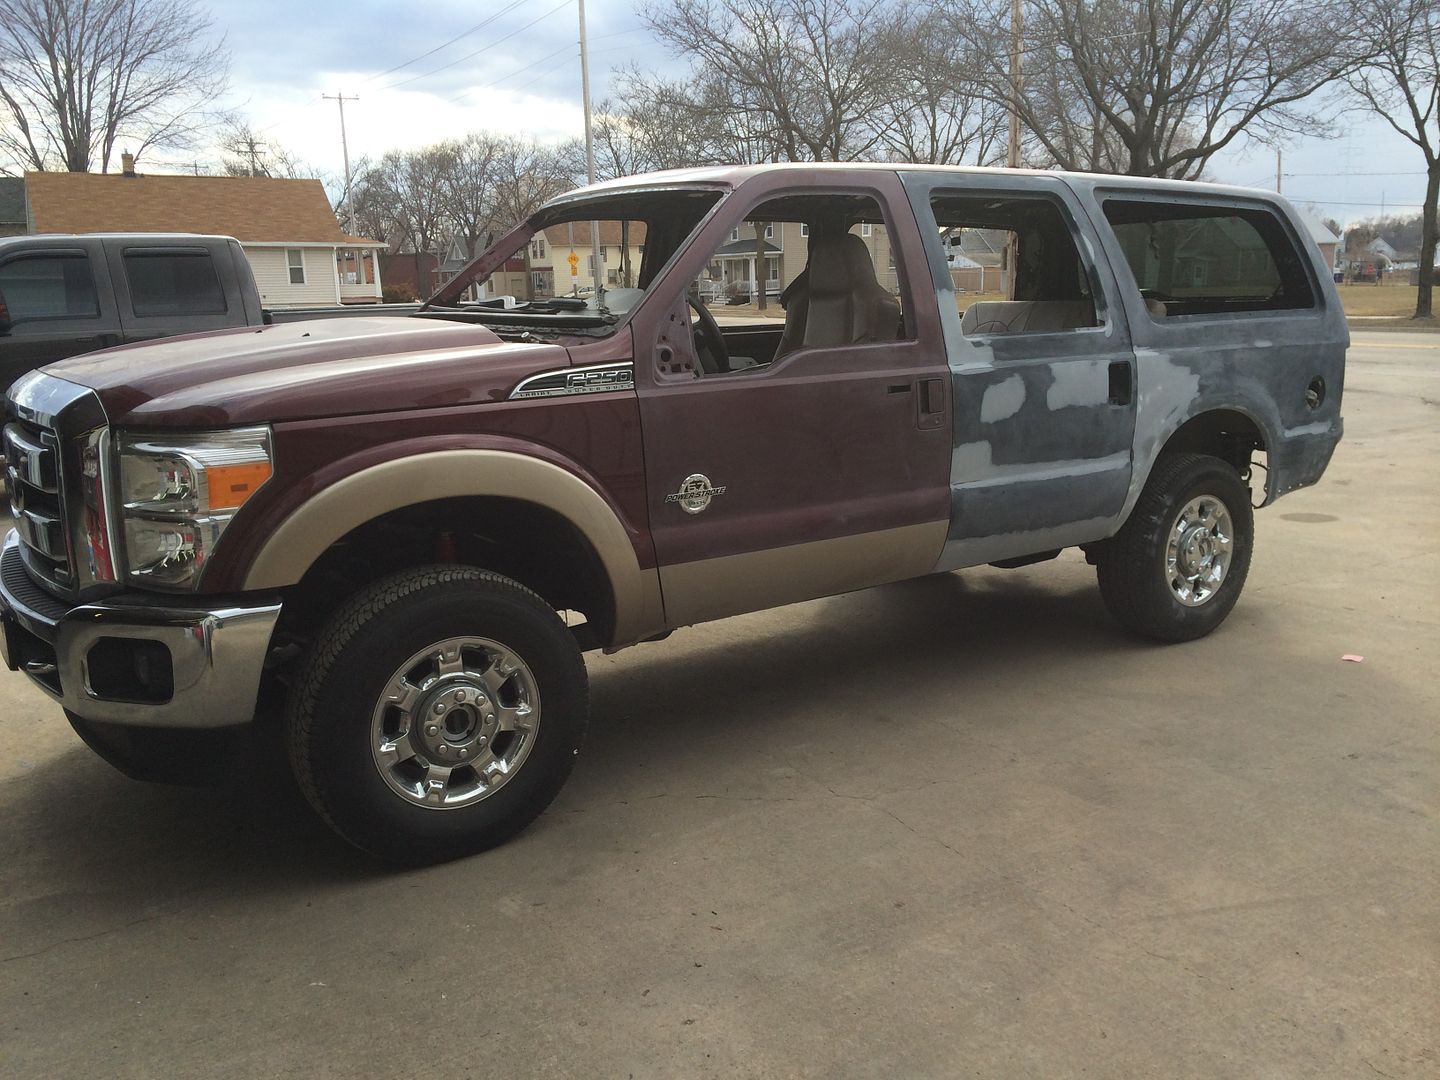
[666,474,726,515]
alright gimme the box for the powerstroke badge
[665,474,726,515]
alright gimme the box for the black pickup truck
[0,234,412,395]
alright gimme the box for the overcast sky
[182,0,1433,231]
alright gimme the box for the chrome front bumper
[0,531,281,729]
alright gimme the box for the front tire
[286,566,587,863]
[1095,453,1254,643]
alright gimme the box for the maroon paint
[625,170,952,568]
[44,317,558,427]
[200,392,653,592]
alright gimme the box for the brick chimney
[121,151,135,177]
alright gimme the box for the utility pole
[324,91,359,234]
[1007,0,1023,169]
[1005,0,1023,297]
[578,0,603,301]
[1275,149,1282,193]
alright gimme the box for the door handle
[1108,361,1133,406]
[918,377,946,429]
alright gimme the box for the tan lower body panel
[659,520,948,627]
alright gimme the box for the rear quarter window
[1103,200,1314,318]
[123,250,228,316]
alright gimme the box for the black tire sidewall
[1101,455,1254,642]
[294,572,586,861]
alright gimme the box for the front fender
[233,447,664,649]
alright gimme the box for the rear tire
[286,566,587,863]
[1095,453,1254,643]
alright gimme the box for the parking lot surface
[1,331,1435,1078]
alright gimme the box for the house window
[587,254,595,273]
[764,224,774,240]
[767,258,780,281]
[599,245,608,263]
[729,227,740,242]
[800,223,809,237]
[537,237,546,257]
[860,223,873,237]
[286,248,305,285]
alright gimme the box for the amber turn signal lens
[207,460,273,510]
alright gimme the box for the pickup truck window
[1102,199,1315,317]
[123,250,228,316]
[931,192,1098,337]
[0,252,99,322]
[686,191,910,373]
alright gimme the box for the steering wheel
[686,294,730,374]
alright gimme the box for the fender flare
[241,449,664,648]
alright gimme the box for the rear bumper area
[1268,417,1343,502]
[1,530,281,729]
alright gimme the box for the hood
[43,317,571,427]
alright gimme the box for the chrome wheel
[1165,495,1234,607]
[370,636,540,810]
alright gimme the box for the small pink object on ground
[1341,654,1365,663]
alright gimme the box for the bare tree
[358,146,450,292]
[435,131,502,262]
[939,0,1354,179]
[0,0,228,172]
[876,3,1009,164]
[216,118,313,180]
[489,137,577,228]
[638,0,900,162]
[1346,0,1440,318]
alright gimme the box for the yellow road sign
[567,251,579,276]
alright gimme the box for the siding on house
[246,245,341,308]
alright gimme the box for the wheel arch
[1123,398,1278,525]
[242,449,664,649]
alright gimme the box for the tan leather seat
[776,234,900,358]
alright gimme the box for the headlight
[118,427,273,588]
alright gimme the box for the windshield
[420,187,724,340]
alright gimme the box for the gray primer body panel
[900,169,1346,573]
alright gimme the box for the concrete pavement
[0,332,1435,1078]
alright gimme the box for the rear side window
[0,253,99,320]
[123,250,227,316]
[1103,200,1314,317]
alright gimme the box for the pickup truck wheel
[286,566,587,863]
[1095,453,1253,643]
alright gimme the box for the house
[1294,208,1339,273]
[0,177,25,237]
[23,158,386,307]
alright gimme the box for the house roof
[0,177,24,225]
[23,171,377,245]
[1295,207,1339,247]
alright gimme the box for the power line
[380,0,573,92]
[446,40,637,105]
[366,0,530,83]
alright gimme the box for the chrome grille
[4,420,74,589]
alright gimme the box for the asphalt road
[1,332,1435,1079]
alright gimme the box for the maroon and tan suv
[1,164,1345,862]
